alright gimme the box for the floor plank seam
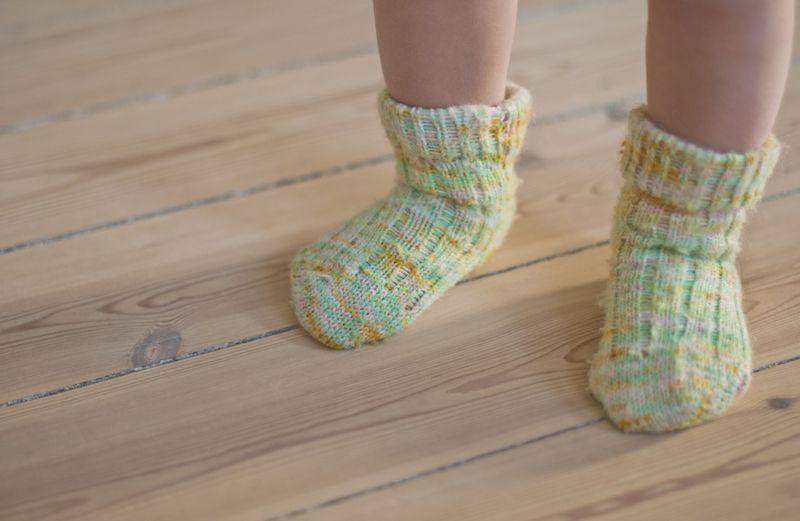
[0,154,392,256]
[2,183,797,410]
[0,324,299,410]
[0,44,376,135]
[758,184,800,204]
[458,239,611,285]
[0,0,621,136]
[517,0,625,21]
[2,1,798,516]
[0,0,621,40]
[263,417,608,521]
[4,30,795,138]
[752,354,800,373]
[1,233,610,409]
[0,94,643,257]
[1,0,198,35]
[264,354,800,521]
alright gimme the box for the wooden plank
[0,192,797,521]
[0,0,138,28]
[0,0,657,402]
[2,87,799,404]
[2,87,800,404]
[0,52,385,248]
[1,0,798,403]
[0,0,649,248]
[0,0,560,37]
[0,0,377,125]
[0,0,211,41]
[0,0,596,127]
[0,112,630,403]
[1,3,797,521]
[299,361,800,521]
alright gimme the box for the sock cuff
[621,105,782,212]
[378,82,532,203]
[378,82,533,166]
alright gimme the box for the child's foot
[290,83,532,349]
[589,107,781,432]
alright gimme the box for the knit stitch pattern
[290,83,532,349]
[589,106,781,432]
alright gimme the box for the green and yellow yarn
[589,106,781,432]
[290,83,532,349]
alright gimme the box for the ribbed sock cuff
[621,105,782,213]
[378,82,533,203]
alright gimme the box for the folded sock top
[378,83,533,204]
[621,105,782,213]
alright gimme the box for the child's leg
[290,1,532,349]
[590,0,792,432]
[374,0,517,107]
[646,0,793,152]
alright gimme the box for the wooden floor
[1,1,800,519]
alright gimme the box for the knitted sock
[290,83,532,349]
[589,107,781,432]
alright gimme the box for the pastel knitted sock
[589,107,781,432]
[290,83,532,349]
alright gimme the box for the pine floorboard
[1,1,799,520]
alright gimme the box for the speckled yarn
[589,106,781,432]
[290,83,532,349]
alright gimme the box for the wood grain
[1,0,797,403]
[0,0,648,248]
[2,89,799,404]
[1,1,799,520]
[0,112,625,403]
[0,0,376,124]
[0,0,660,403]
[0,0,605,127]
[0,192,798,521]
[2,79,799,405]
[299,361,800,521]
[0,0,190,29]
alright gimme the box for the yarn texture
[290,83,532,349]
[589,106,781,432]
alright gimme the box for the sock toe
[589,350,751,432]
[290,261,404,349]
